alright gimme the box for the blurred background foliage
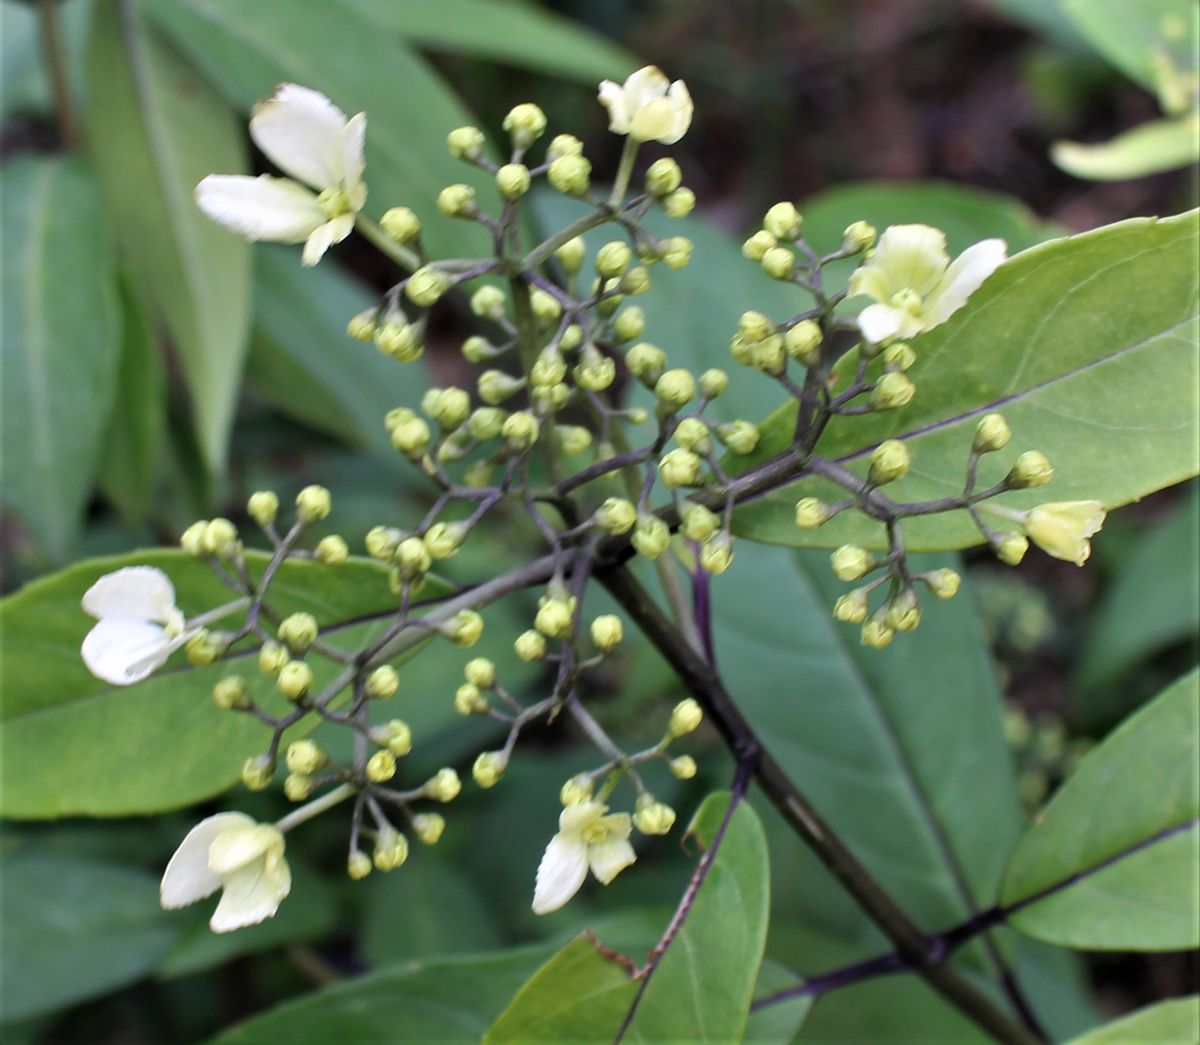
[0,0,1196,1040]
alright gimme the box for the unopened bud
[212,675,248,711]
[698,368,728,398]
[530,288,562,326]
[742,229,777,261]
[659,447,703,488]
[632,514,670,559]
[447,125,486,160]
[869,439,911,485]
[763,201,802,240]
[996,534,1029,565]
[241,755,274,791]
[473,751,508,788]
[842,220,877,254]
[655,369,695,410]
[406,266,451,307]
[626,342,667,384]
[180,520,208,557]
[412,813,445,845]
[502,102,546,148]
[670,755,698,779]
[590,614,624,652]
[1007,450,1053,489]
[612,306,645,342]
[681,503,720,543]
[314,535,349,565]
[926,568,961,600]
[501,411,539,451]
[557,425,594,455]
[785,320,823,366]
[455,682,489,715]
[833,588,870,623]
[278,612,318,653]
[366,749,397,783]
[496,162,531,200]
[478,370,525,406]
[699,533,734,574]
[761,246,796,280]
[371,719,413,757]
[620,266,651,296]
[295,485,332,524]
[446,610,484,647]
[871,372,916,410]
[661,187,695,219]
[717,420,760,455]
[974,413,1011,454]
[596,241,633,279]
[374,830,409,872]
[547,133,583,161]
[470,285,507,319]
[347,850,372,880]
[861,613,895,649]
[634,797,676,836]
[886,590,921,632]
[795,497,831,530]
[247,491,279,527]
[258,640,289,676]
[283,773,313,802]
[555,236,586,275]
[424,521,467,560]
[346,309,378,342]
[380,206,421,243]
[437,183,477,219]
[425,767,462,803]
[645,157,683,197]
[548,154,591,196]
[661,236,693,269]
[881,342,916,372]
[831,545,873,582]
[277,660,314,701]
[286,740,325,776]
[514,629,547,661]
[669,698,703,737]
[464,657,496,688]
[202,518,239,560]
[535,598,574,639]
[560,774,594,805]
[366,665,400,700]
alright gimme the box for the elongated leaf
[85,0,251,473]
[1065,995,1200,1044]
[1053,115,1200,180]
[733,211,1200,550]
[143,0,492,262]
[1002,670,1200,949]
[1,155,121,561]
[0,550,407,817]
[0,851,177,1021]
[1063,0,1198,96]
[342,0,634,83]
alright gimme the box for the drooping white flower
[849,225,1007,344]
[1023,501,1107,566]
[195,84,367,267]
[81,566,192,686]
[532,801,636,914]
[161,813,291,933]
[598,66,693,145]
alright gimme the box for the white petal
[532,833,589,914]
[301,213,354,267]
[558,800,606,837]
[209,851,291,933]
[623,66,670,111]
[208,824,285,876]
[195,175,325,243]
[857,303,907,345]
[250,84,350,191]
[81,618,172,686]
[598,80,630,133]
[925,239,1007,326]
[161,813,254,910]
[658,80,693,144]
[82,566,176,623]
[847,264,891,304]
[588,836,636,885]
[870,225,949,296]
[341,112,367,206]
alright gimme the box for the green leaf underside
[0,155,121,561]
[1063,0,1199,94]
[732,211,1200,551]
[85,0,251,473]
[144,0,494,263]
[1053,116,1200,180]
[0,549,415,817]
[1002,670,1200,950]
[1064,995,1200,1044]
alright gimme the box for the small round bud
[212,675,248,711]
[619,267,651,297]
[314,534,349,565]
[670,755,698,780]
[478,370,525,406]
[634,797,677,836]
[373,830,409,872]
[496,162,531,200]
[384,408,415,434]
[461,336,497,364]
[180,520,208,557]
[347,309,378,342]
[560,774,594,806]
[833,589,870,623]
[464,461,493,487]
[763,201,802,240]
[258,640,289,676]
[861,613,895,650]
[661,187,695,219]
[405,266,451,307]
[283,773,313,802]
[501,411,540,451]
[871,372,916,410]
[886,591,922,633]
[597,497,638,535]
[535,598,574,639]
[241,755,273,791]
[366,665,400,700]
[699,533,735,575]
[626,342,667,385]
[380,206,421,243]
[926,568,961,600]
[556,425,593,455]
[369,719,413,757]
[869,439,912,485]
[502,102,546,148]
[347,850,373,880]
[295,485,332,524]
[645,157,683,197]
[278,612,318,654]
[546,133,583,161]
[286,739,325,776]
[674,418,711,454]
[996,534,1029,566]
[424,521,467,561]
[391,417,432,456]
[751,335,786,375]
[366,749,397,783]
[590,614,624,653]
[374,322,424,363]
[974,413,1012,454]
[842,220,877,254]
[831,545,873,582]
[632,515,670,559]
[742,229,777,261]
[547,154,591,196]
[412,813,445,845]
[596,241,633,279]
[795,497,831,530]
[470,285,507,319]
[473,750,508,788]
[655,368,696,410]
[247,491,279,528]
[881,342,916,371]
[365,526,403,561]
[455,682,489,715]
[464,657,496,688]
[425,767,462,803]
[761,246,797,280]
[447,125,486,160]
[1007,450,1054,489]
[532,381,570,414]
[530,288,562,326]
[716,420,760,455]
[437,183,477,219]
[277,660,314,701]
[698,368,728,398]
[514,629,547,661]
[434,388,473,430]
[530,349,567,388]
[661,236,694,269]
[659,447,703,488]
[555,236,586,275]
[681,503,720,543]
[202,518,239,560]
[446,610,484,648]
[738,310,774,343]
[785,320,823,366]
[186,630,225,667]
[664,701,703,743]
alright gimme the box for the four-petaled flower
[81,566,193,686]
[196,84,366,267]
[161,813,292,933]
[849,225,1007,344]
[532,801,636,914]
[598,66,693,145]
[1023,500,1107,566]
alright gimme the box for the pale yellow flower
[1023,501,1107,566]
[598,66,692,144]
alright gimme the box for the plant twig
[38,0,77,148]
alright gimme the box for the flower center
[317,188,352,219]
[889,288,923,316]
[163,608,186,638]
[581,821,610,844]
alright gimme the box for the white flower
[849,225,1007,344]
[81,566,193,686]
[598,66,693,145]
[1023,501,1107,566]
[532,801,636,914]
[161,813,292,933]
[195,84,367,267]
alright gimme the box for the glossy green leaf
[85,0,251,473]
[1053,115,1200,180]
[1,154,121,561]
[342,0,634,83]
[0,852,177,1021]
[1065,995,1200,1044]
[0,549,406,818]
[733,211,1200,551]
[1002,670,1200,949]
[744,960,812,1043]
[143,0,492,262]
[1063,0,1198,96]
[211,945,558,1044]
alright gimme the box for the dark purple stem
[690,555,717,668]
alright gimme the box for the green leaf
[246,247,428,457]
[978,0,1089,49]
[1001,669,1200,950]
[1,0,93,121]
[85,0,251,473]
[342,0,635,83]
[0,851,177,1021]
[143,0,493,262]
[1,154,121,561]
[1063,0,1198,96]
[1053,115,1200,180]
[210,945,558,1044]
[0,549,406,818]
[1064,995,1200,1044]
[733,211,1200,551]
[744,960,812,1043]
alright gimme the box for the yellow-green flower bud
[502,102,546,148]
[674,418,711,454]
[532,381,570,414]
[247,491,279,527]
[365,665,400,700]
[347,309,378,342]
[447,125,486,160]
[659,447,703,488]
[738,310,774,343]
[668,698,703,737]
[425,767,462,803]
[1007,450,1054,489]
[277,660,314,702]
[180,520,208,557]
[464,657,496,688]
[555,236,586,275]
[996,533,1029,566]
[366,749,397,783]
[882,342,916,372]
[446,609,484,647]
[384,407,415,434]
[412,813,446,845]
[626,342,667,384]
[655,368,695,410]
[242,754,274,791]
[886,591,921,632]
[561,322,582,349]
[212,675,248,711]
[424,521,468,561]
[699,533,734,574]
[871,372,916,410]
[314,534,349,566]
[470,285,506,319]
[514,629,547,661]
[380,206,421,243]
[374,829,409,872]
[842,220,877,254]
[535,598,574,639]
[681,503,720,543]
[795,497,831,530]
[974,413,1011,454]
[645,157,683,197]
[560,774,594,805]
[597,497,638,535]
[785,319,823,366]
[437,183,477,219]
[258,640,289,676]
[698,368,728,399]
[751,335,786,375]
[547,154,591,196]
[455,681,488,715]
[632,514,671,559]
[283,773,313,802]
[1023,500,1106,566]
[365,526,403,561]
[620,267,651,297]
[464,460,493,487]
[761,246,797,280]
[286,739,325,776]
[655,236,691,271]
[478,370,525,406]
[728,334,753,367]
[530,288,562,326]
[434,388,473,429]
[742,229,777,261]
[496,162,531,200]
[296,485,332,524]
[833,588,870,623]
[501,410,539,451]
[391,417,432,457]
[670,755,698,779]
[186,630,225,667]
[556,425,593,455]
[347,850,372,880]
[462,336,498,364]
[278,612,318,654]
[202,518,240,560]
[374,322,424,363]
[438,429,473,464]
[926,568,961,600]
[869,439,911,485]
[591,614,624,652]
[381,718,414,757]
[831,544,873,582]
[861,613,895,650]
[406,266,451,307]
[394,537,432,582]
[662,187,695,219]
[596,241,633,279]
[717,420,760,455]
[634,796,676,836]
[547,133,583,161]
[763,201,802,240]
[530,349,567,388]
[473,750,508,788]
